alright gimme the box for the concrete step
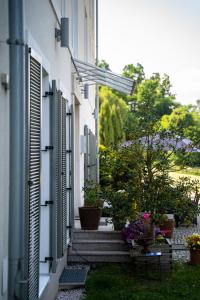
[72,239,129,251]
[73,230,123,241]
[172,244,187,251]
[68,250,131,263]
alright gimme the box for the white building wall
[0,0,9,298]
[0,0,96,299]
[73,0,96,214]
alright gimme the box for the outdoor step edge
[72,239,126,244]
[73,229,122,233]
[68,250,130,256]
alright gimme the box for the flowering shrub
[186,234,200,250]
[122,213,153,243]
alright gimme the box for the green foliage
[98,59,110,70]
[99,98,114,147]
[99,60,200,225]
[99,87,128,146]
[173,177,200,226]
[99,145,116,187]
[85,263,200,300]
[83,181,103,208]
[103,187,138,230]
[161,105,198,138]
[122,63,145,93]
[161,105,200,167]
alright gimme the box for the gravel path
[56,289,85,300]
[172,225,200,262]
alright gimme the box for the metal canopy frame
[73,58,134,95]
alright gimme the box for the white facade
[0,1,96,300]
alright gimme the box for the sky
[98,0,200,105]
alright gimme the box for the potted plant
[186,233,200,265]
[122,212,155,253]
[103,188,138,230]
[79,181,103,230]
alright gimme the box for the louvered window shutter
[56,90,63,259]
[69,104,74,234]
[27,53,41,300]
[61,97,67,250]
[51,81,68,264]
[84,125,89,182]
[66,105,73,241]
[89,130,97,182]
[51,80,60,270]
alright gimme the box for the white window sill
[39,274,50,298]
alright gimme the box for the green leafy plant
[173,177,200,226]
[151,213,168,227]
[186,234,200,250]
[83,181,103,208]
[103,188,138,230]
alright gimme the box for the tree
[122,63,145,86]
[161,105,200,146]
[161,105,200,167]
[99,87,128,147]
[99,98,114,147]
[98,59,110,70]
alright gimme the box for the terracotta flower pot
[160,219,175,238]
[190,249,200,265]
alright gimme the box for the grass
[85,263,200,300]
[169,171,200,182]
[169,166,200,182]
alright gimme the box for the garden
[84,263,200,300]
[79,63,200,299]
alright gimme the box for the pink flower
[143,212,151,220]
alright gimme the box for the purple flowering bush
[122,213,156,247]
[122,219,146,244]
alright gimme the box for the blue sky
[99,0,200,105]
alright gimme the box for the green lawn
[169,170,200,182]
[85,263,200,300]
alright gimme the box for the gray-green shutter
[61,97,67,250]
[51,80,59,271]
[69,104,74,234]
[51,82,67,264]
[66,104,73,242]
[89,130,97,182]
[84,125,89,182]
[56,90,63,259]
[84,126,97,183]
[27,54,41,300]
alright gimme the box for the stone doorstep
[72,230,123,240]
[71,239,129,252]
[68,250,131,263]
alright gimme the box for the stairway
[68,229,131,263]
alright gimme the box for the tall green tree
[161,105,200,146]
[99,87,128,147]
[99,98,114,147]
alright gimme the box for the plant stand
[130,238,172,277]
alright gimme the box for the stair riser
[72,243,129,251]
[73,232,123,240]
[68,254,131,263]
